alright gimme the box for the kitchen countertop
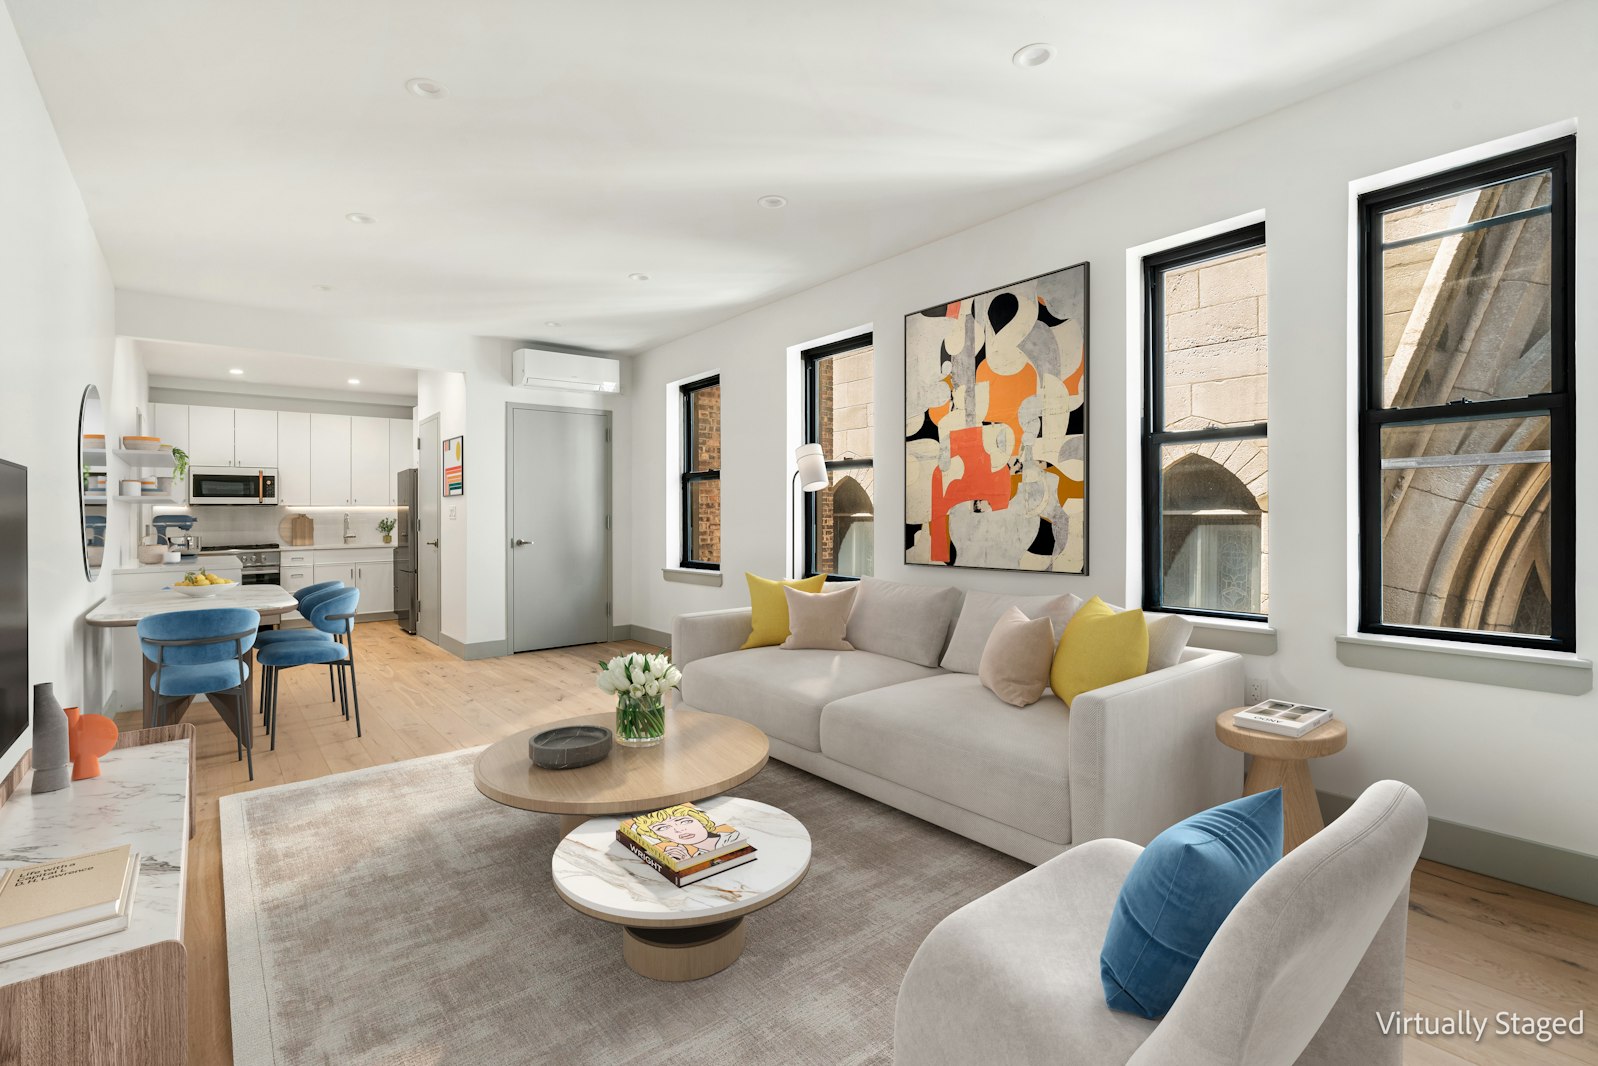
[282,543,399,552]
[111,558,237,575]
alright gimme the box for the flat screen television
[0,459,26,773]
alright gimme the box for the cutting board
[285,513,315,546]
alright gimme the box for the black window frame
[1357,136,1576,652]
[1141,223,1269,622]
[679,374,721,571]
[802,333,874,579]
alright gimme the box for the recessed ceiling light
[347,378,361,386]
[228,368,244,375]
[757,194,788,209]
[545,321,562,327]
[628,272,650,282]
[405,77,446,99]
[312,283,333,292]
[345,212,377,225]
[1011,42,1056,68]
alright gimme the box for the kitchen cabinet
[355,559,395,614]
[388,418,413,504]
[309,414,352,505]
[350,416,390,505]
[149,404,190,504]
[311,550,393,616]
[188,406,236,467]
[278,411,311,505]
[234,409,278,468]
[185,406,277,469]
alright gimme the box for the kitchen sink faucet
[343,512,355,543]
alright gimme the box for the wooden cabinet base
[0,940,187,1065]
[622,918,745,982]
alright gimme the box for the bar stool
[259,587,362,751]
[254,582,346,706]
[138,606,261,778]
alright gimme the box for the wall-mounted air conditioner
[512,348,622,394]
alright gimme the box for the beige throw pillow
[781,584,858,650]
[977,606,1056,707]
[1145,613,1194,672]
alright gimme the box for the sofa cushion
[1051,597,1149,707]
[1145,613,1194,672]
[820,673,1071,844]
[781,584,856,650]
[680,648,941,752]
[977,606,1055,707]
[941,591,1084,674]
[844,577,963,667]
[1100,789,1283,1019]
[741,572,827,649]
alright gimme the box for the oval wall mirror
[79,385,106,580]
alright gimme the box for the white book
[0,856,139,964]
[1234,700,1334,738]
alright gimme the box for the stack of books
[1234,700,1334,738]
[617,803,757,887]
[0,844,139,963]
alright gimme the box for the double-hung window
[1142,225,1269,620]
[679,375,721,569]
[1357,138,1575,651]
[802,334,875,578]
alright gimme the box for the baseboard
[1318,790,1598,906]
[621,624,670,649]
[438,635,510,661]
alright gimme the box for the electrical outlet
[1245,676,1268,704]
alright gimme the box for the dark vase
[31,683,72,793]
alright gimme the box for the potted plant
[170,447,189,481]
[378,517,396,544]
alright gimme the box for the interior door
[509,406,610,652]
[417,415,442,645]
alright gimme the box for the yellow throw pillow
[1049,596,1149,707]
[742,573,828,649]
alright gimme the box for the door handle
[426,539,439,547]
[513,538,532,547]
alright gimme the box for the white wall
[0,3,119,781]
[625,1,1598,857]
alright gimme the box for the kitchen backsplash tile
[150,505,399,548]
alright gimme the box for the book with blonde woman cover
[617,803,756,873]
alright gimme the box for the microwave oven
[190,467,279,505]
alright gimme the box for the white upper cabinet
[350,416,390,505]
[277,411,311,505]
[187,406,236,467]
[388,418,413,504]
[149,403,190,504]
[232,409,278,469]
[310,414,353,505]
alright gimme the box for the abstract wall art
[904,263,1088,573]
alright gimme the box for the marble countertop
[110,558,218,575]
[0,741,190,986]
[552,797,810,926]
[286,543,399,552]
[86,584,297,626]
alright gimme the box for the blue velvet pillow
[1100,789,1282,1019]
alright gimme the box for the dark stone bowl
[530,725,613,770]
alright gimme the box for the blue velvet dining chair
[259,586,362,751]
[138,606,261,778]
[254,581,346,705]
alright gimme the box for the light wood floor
[118,621,1596,1065]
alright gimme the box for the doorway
[507,404,611,653]
[417,414,443,645]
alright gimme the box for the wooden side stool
[1215,709,1348,852]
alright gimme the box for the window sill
[1181,615,1277,656]
[1335,633,1591,695]
[662,567,722,587]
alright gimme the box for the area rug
[222,749,1029,1065]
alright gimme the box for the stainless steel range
[198,543,281,586]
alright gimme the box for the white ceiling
[136,339,418,402]
[10,0,1555,354]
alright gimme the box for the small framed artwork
[443,436,464,496]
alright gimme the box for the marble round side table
[551,797,810,982]
[1215,709,1348,853]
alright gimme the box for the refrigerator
[394,468,419,634]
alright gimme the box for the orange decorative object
[66,706,120,781]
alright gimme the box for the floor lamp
[791,443,829,578]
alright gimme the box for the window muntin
[803,335,874,578]
[1358,137,1574,651]
[1142,225,1269,620]
[680,376,720,569]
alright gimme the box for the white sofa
[671,579,1245,864]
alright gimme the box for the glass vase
[615,693,665,747]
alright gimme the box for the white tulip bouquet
[597,652,682,745]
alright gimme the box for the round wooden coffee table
[474,706,769,836]
[1215,709,1348,853]
[551,797,810,981]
